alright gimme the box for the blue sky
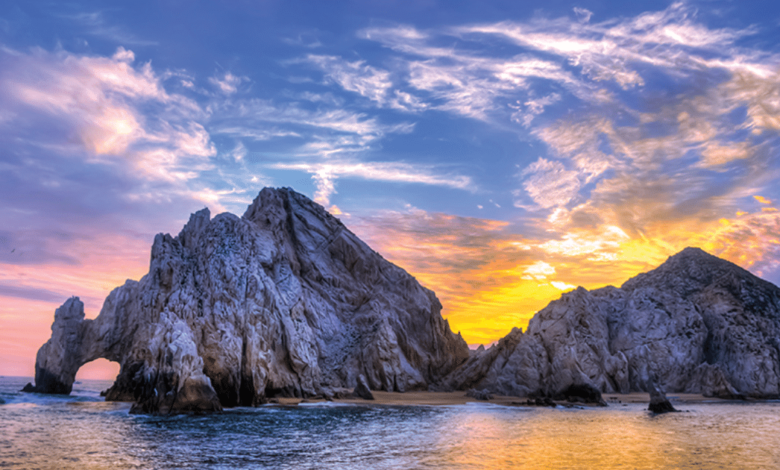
[2,0,780,375]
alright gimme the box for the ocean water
[1,377,780,469]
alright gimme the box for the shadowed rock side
[443,248,780,400]
[28,187,469,413]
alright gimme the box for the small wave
[297,401,354,408]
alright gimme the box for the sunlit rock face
[29,187,469,413]
[444,248,780,399]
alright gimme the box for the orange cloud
[348,201,780,348]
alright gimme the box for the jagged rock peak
[622,247,779,298]
[28,187,470,413]
[443,247,780,400]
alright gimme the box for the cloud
[209,72,244,94]
[573,7,593,23]
[551,281,577,290]
[306,56,387,102]
[517,158,582,209]
[0,46,214,182]
[523,261,555,280]
[58,10,159,46]
[511,92,561,127]
[302,54,429,112]
[273,161,474,205]
[358,25,579,120]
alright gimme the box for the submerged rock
[443,248,780,400]
[27,187,469,413]
[352,374,374,400]
[524,397,556,407]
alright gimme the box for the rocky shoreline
[24,187,780,414]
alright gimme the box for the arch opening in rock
[75,358,120,382]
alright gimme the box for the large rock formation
[443,248,780,399]
[27,187,469,413]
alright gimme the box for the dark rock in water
[27,187,468,414]
[465,388,493,400]
[21,382,35,393]
[442,247,780,400]
[557,383,608,406]
[352,374,374,400]
[0,397,5,404]
[526,397,556,407]
[648,387,678,414]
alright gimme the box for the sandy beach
[275,390,725,407]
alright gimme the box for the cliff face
[442,248,780,399]
[29,187,469,413]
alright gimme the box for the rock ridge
[442,247,780,400]
[27,187,469,413]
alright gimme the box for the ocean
[1,377,779,469]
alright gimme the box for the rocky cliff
[27,187,470,413]
[442,248,780,399]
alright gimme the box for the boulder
[352,374,374,400]
[648,387,677,414]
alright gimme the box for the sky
[2,0,780,379]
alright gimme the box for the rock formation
[443,248,780,399]
[351,374,374,400]
[26,187,469,413]
[648,386,677,414]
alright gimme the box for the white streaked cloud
[272,160,474,205]
[209,72,244,95]
[304,54,428,112]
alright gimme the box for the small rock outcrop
[648,386,677,414]
[27,187,469,413]
[443,248,780,400]
[465,388,493,400]
[352,374,375,400]
[556,383,607,406]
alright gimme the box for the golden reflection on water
[431,405,780,469]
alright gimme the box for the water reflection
[2,378,780,469]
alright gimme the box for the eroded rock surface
[352,374,374,400]
[444,248,780,399]
[29,187,469,413]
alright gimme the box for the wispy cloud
[58,10,159,46]
[208,72,245,95]
[273,161,473,205]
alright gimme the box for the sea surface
[1,377,780,469]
